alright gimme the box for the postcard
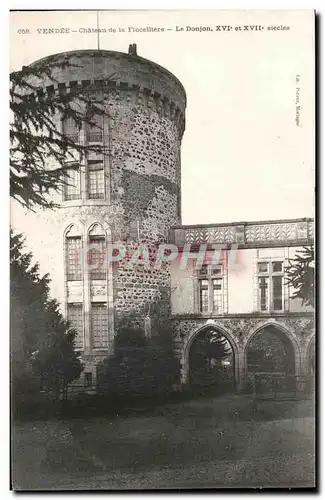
[10,9,315,490]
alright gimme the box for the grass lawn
[11,394,315,490]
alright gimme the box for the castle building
[169,219,314,391]
[15,45,314,391]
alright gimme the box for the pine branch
[285,245,314,307]
[10,58,115,211]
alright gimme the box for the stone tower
[26,47,186,372]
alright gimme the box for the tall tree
[285,246,315,308]
[31,300,83,400]
[10,229,51,361]
[11,231,83,400]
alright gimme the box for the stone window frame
[62,115,80,143]
[64,224,83,282]
[196,264,228,315]
[87,159,105,200]
[85,221,114,354]
[257,257,287,313]
[60,113,83,203]
[60,107,110,205]
[63,162,81,201]
[64,221,114,354]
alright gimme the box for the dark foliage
[190,328,231,367]
[247,330,294,374]
[10,56,114,210]
[11,230,83,403]
[97,323,179,397]
[189,328,233,390]
[285,246,314,308]
[115,325,147,351]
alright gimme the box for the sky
[10,9,315,226]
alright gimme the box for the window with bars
[258,277,269,312]
[257,260,284,312]
[272,276,283,311]
[64,166,80,200]
[86,115,103,142]
[211,267,222,275]
[63,116,79,142]
[199,279,209,313]
[88,161,105,199]
[67,303,84,349]
[212,279,223,313]
[66,237,82,280]
[88,236,106,280]
[91,303,109,348]
[272,261,283,273]
[198,265,225,314]
[200,265,208,276]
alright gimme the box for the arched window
[65,225,82,281]
[88,224,107,280]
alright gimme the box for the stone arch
[244,320,301,377]
[180,322,240,389]
[87,223,108,279]
[87,222,107,238]
[64,222,83,238]
[306,334,315,374]
[307,333,315,350]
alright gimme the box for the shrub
[97,325,179,398]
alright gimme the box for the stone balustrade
[170,218,314,248]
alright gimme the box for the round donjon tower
[27,45,186,374]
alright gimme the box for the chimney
[128,43,137,56]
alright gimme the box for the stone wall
[28,49,187,113]
[172,315,315,391]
